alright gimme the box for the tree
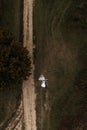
[0,27,31,88]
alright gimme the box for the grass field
[0,0,23,125]
[33,0,87,130]
[0,0,23,41]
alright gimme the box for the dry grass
[34,0,87,130]
[0,0,23,124]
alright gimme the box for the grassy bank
[33,0,87,130]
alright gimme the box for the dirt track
[23,0,37,130]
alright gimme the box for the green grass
[34,0,87,130]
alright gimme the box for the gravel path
[23,0,37,130]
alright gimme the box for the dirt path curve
[23,0,37,130]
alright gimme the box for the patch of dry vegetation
[34,0,87,129]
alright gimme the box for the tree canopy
[0,27,31,88]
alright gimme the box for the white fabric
[38,75,45,81]
[41,81,46,88]
[38,74,48,88]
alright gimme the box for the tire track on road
[23,0,37,130]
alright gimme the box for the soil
[23,0,37,130]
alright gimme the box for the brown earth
[23,0,37,130]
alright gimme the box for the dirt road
[23,0,37,130]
